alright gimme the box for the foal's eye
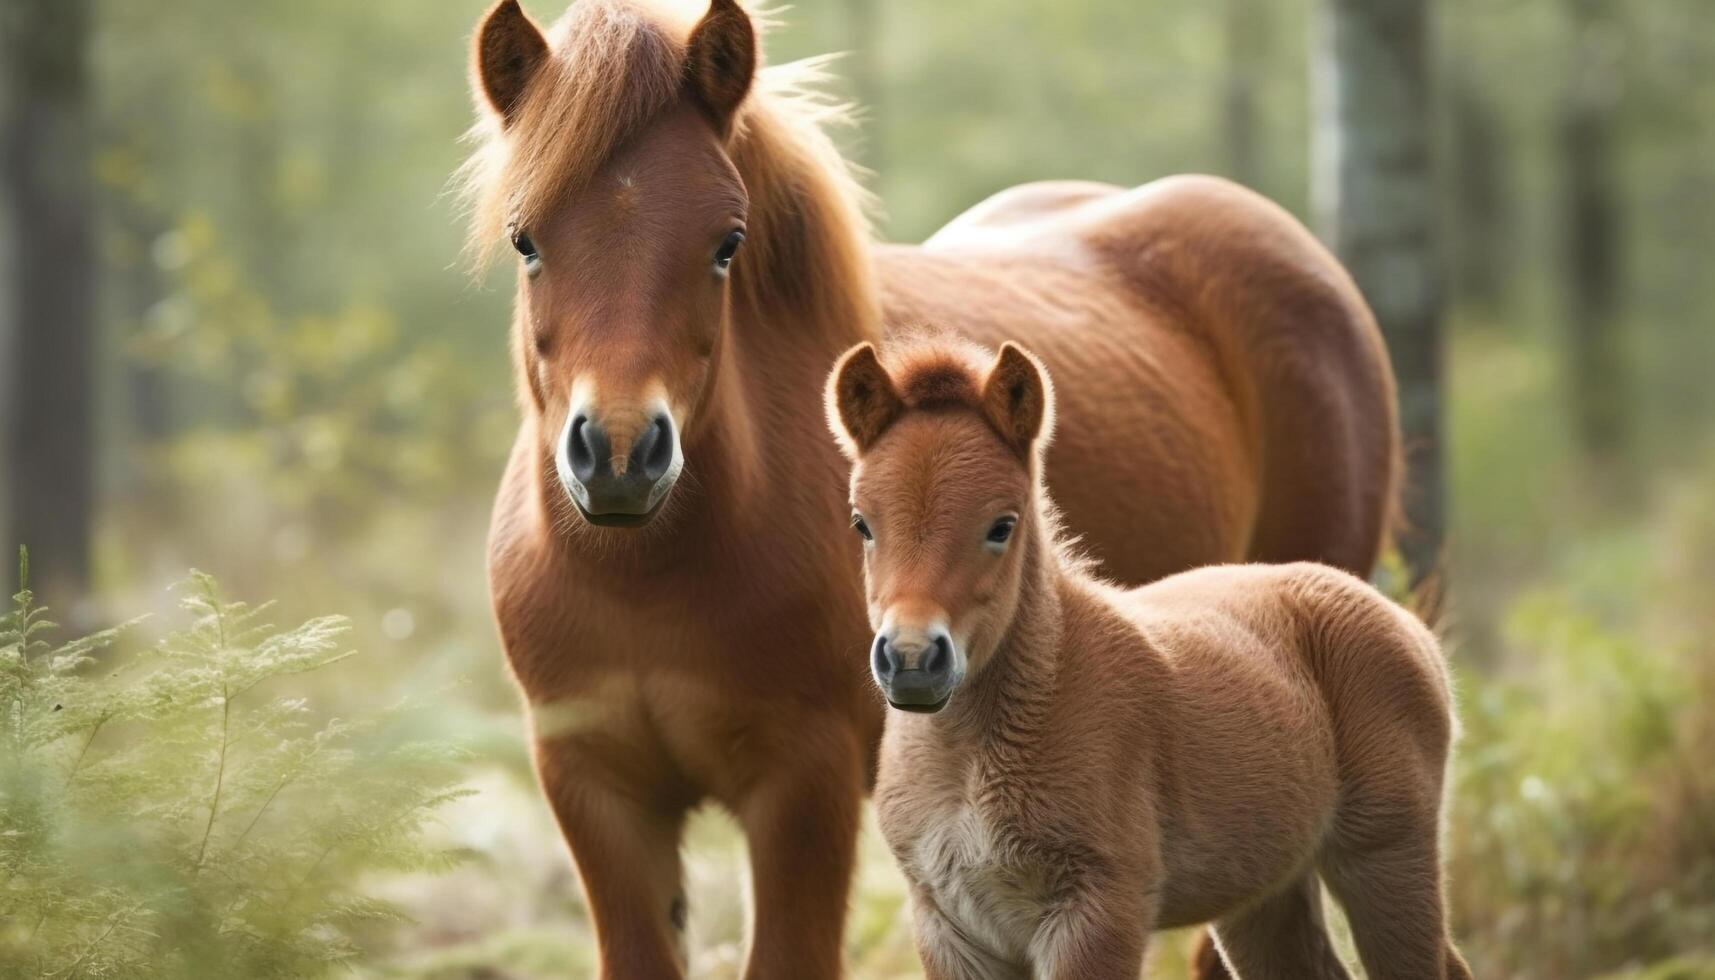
[986,516,1017,547]
[850,514,873,542]
[713,229,745,277]
[510,228,541,273]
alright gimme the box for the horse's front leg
[735,722,868,980]
[534,732,690,980]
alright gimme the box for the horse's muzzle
[556,408,681,527]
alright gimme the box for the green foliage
[135,211,513,518]
[0,551,470,979]
[1447,458,1715,978]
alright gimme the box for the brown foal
[829,337,1471,980]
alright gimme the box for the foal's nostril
[633,414,675,483]
[924,634,952,677]
[872,634,896,680]
[567,413,605,483]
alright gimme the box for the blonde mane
[458,0,877,330]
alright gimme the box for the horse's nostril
[872,635,895,680]
[635,414,675,482]
[567,414,604,483]
[924,634,952,676]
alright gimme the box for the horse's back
[877,174,1397,586]
[921,179,1127,250]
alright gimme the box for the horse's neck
[679,293,854,514]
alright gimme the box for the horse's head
[468,0,758,526]
[827,339,1056,713]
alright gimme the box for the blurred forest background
[3,0,1714,977]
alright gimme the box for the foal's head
[466,0,759,526]
[827,339,1055,713]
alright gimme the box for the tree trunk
[2,0,96,606]
[1312,0,1443,585]
[1561,0,1626,462]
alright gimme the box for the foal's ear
[473,0,549,124]
[684,0,757,134]
[982,343,1054,456]
[827,343,905,458]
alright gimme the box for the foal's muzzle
[556,406,682,527]
[872,624,960,713]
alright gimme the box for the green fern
[0,549,471,979]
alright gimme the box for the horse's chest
[499,556,872,800]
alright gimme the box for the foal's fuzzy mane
[873,333,1098,578]
[457,0,877,328]
[876,332,995,413]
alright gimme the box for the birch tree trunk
[2,0,96,605]
[1312,0,1443,584]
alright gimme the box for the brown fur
[460,1,1398,976]
[831,342,1470,979]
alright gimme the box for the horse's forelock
[460,0,690,262]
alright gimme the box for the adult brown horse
[461,0,1397,977]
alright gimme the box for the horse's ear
[827,343,904,458]
[981,343,1054,456]
[473,0,549,124]
[684,0,756,133]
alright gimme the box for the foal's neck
[938,514,1069,747]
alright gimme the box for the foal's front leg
[910,885,1027,980]
[736,723,868,980]
[1030,885,1152,980]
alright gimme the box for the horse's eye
[851,514,873,542]
[986,516,1017,546]
[511,229,541,273]
[713,229,745,276]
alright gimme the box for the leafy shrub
[1447,462,1715,979]
[0,552,469,979]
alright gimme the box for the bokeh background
[3,0,1714,977]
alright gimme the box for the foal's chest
[887,787,1065,964]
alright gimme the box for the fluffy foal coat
[829,339,1472,980]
